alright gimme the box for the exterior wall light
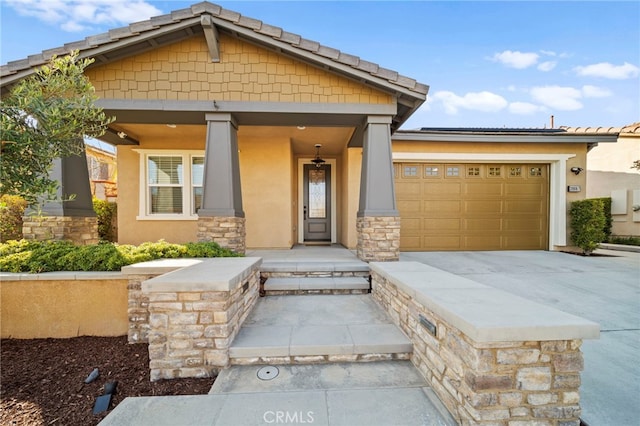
[570,167,583,175]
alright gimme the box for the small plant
[0,239,241,273]
[0,195,27,242]
[608,235,640,246]
[570,199,606,255]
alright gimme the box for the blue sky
[1,1,639,130]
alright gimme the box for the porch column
[22,142,99,245]
[357,115,400,262]
[197,113,246,254]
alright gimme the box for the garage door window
[404,166,418,177]
[488,166,502,177]
[424,166,439,177]
[530,167,543,177]
[467,166,481,177]
[446,166,460,177]
[509,166,522,177]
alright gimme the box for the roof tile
[85,33,112,47]
[279,31,302,45]
[296,38,320,52]
[27,54,44,66]
[256,23,283,38]
[336,52,360,67]
[129,20,159,34]
[236,15,262,30]
[41,46,69,59]
[218,8,241,22]
[108,27,135,40]
[151,14,178,26]
[394,75,418,90]
[171,8,196,21]
[191,1,220,15]
[316,45,340,60]
[374,67,399,82]
[356,59,379,74]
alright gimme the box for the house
[581,123,640,237]
[0,2,619,259]
[85,144,118,202]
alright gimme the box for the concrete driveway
[400,249,640,426]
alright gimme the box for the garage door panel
[395,162,548,251]
[398,200,421,213]
[423,236,461,250]
[505,200,545,214]
[396,182,421,198]
[505,182,545,196]
[505,218,545,231]
[464,235,502,250]
[464,218,502,231]
[465,200,503,214]
[424,200,461,216]
[424,218,460,231]
[424,182,461,196]
[465,182,504,197]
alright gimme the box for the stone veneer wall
[197,216,246,254]
[356,216,400,262]
[22,216,99,245]
[126,273,162,343]
[372,271,586,426]
[144,260,260,381]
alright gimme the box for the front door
[303,163,331,241]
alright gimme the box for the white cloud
[574,62,639,80]
[582,85,612,98]
[530,86,583,111]
[508,102,545,115]
[431,91,508,115]
[540,50,557,57]
[491,50,539,69]
[5,0,162,32]
[537,61,557,72]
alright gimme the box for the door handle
[303,206,307,220]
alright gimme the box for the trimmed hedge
[593,197,612,241]
[569,199,606,255]
[0,239,241,273]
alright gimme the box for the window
[137,151,204,219]
[509,166,522,177]
[446,166,460,177]
[488,166,502,177]
[424,166,439,177]
[467,166,480,177]
[404,166,418,177]
[530,167,542,177]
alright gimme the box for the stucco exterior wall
[340,147,362,249]
[85,34,392,105]
[1,277,128,339]
[588,136,638,173]
[240,136,293,248]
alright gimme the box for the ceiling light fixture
[117,131,127,139]
[166,124,177,128]
[311,144,326,168]
[297,126,306,130]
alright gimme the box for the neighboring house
[85,144,118,202]
[580,123,640,237]
[0,2,619,258]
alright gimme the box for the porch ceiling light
[312,144,326,168]
[166,124,177,128]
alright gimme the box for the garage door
[395,163,549,251]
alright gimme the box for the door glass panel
[308,168,326,218]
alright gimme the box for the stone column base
[197,216,246,254]
[357,216,400,262]
[22,216,99,245]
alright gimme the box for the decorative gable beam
[201,15,220,63]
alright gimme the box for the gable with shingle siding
[84,34,393,105]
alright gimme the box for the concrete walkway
[401,249,640,426]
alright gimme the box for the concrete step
[264,276,370,292]
[229,323,412,364]
[260,260,369,277]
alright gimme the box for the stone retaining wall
[370,262,599,426]
[22,216,99,245]
[142,258,261,380]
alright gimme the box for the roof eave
[393,130,619,144]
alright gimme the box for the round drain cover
[257,366,279,381]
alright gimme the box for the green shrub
[570,199,606,255]
[0,239,242,273]
[593,197,612,240]
[0,195,28,242]
[92,198,117,242]
[608,236,640,246]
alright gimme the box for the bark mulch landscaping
[1,336,215,425]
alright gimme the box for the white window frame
[134,149,205,220]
